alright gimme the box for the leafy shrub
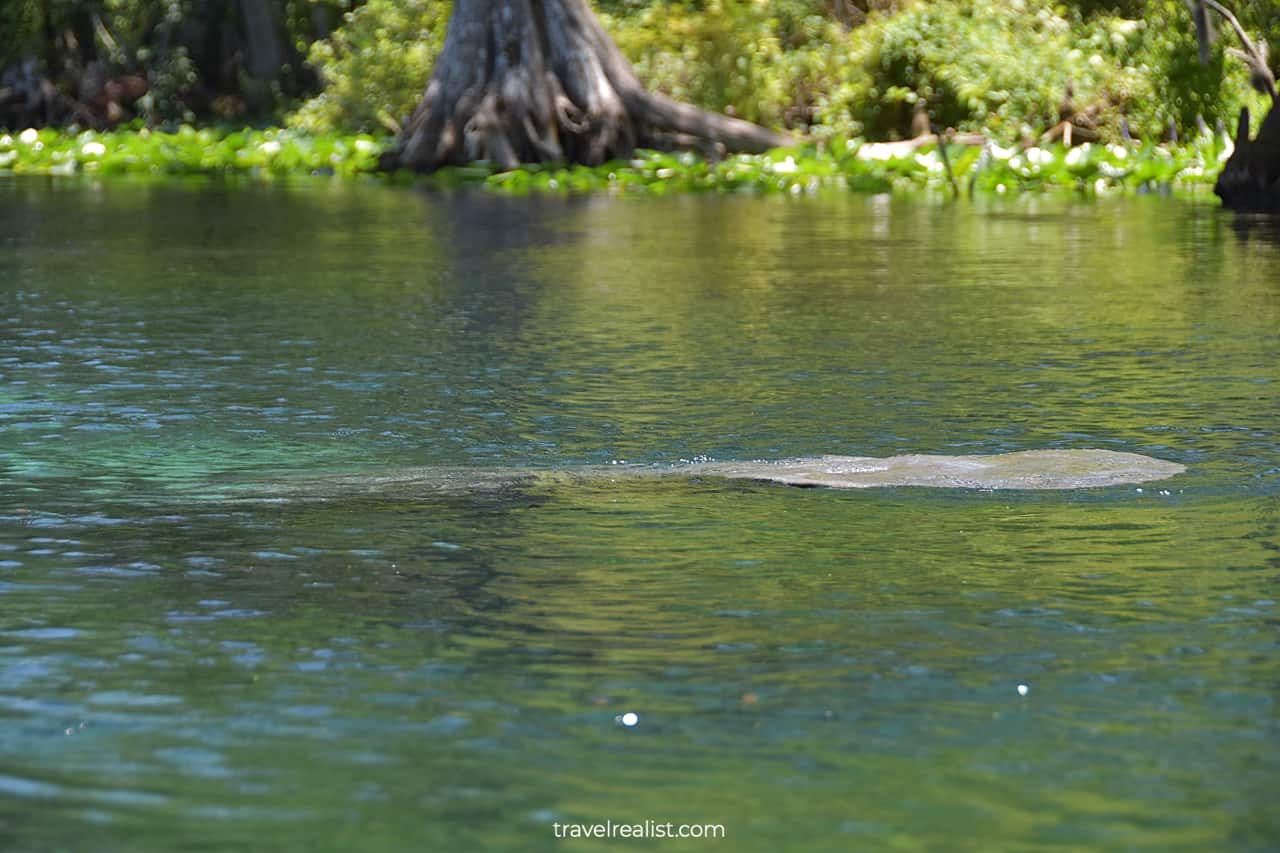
[288,0,450,134]
[824,1,1134,140]
[604,0,849,130]
[820,0,1274,143]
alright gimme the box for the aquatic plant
[0,126,1231,199]
[0,126,382,177]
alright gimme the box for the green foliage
[288,0,1275,144]
[1,0,334,126]
[0,0,40,66]
[603,0,848,129]
[828,1,1094,139]
[613,0,1070,140]
[820,0,1263,142]
[9,0,1275,151]
[1126,0,1267,139]
[288,0,451,134]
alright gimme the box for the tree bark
[379,0,794,173]
[1214,104,1280,211]
[238,0,286,80]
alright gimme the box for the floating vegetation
[463,137,1230,198]
[0,126,384,178]
[0,126,1232,198]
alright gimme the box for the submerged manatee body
[253,449,1184,501]
[693,450,1186,490]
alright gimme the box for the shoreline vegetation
[2,0,1274,198]
[0,125,1233,197]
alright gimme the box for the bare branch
[1202,0,1276,98]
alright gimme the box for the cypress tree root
[378,0,793,173]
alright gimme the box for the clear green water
[1,178,1277,851]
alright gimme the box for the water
[1,178,1277,850]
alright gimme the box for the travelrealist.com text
[553,820,726,839]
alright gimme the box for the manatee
[248,449,1184,501]
[688,450,1185,490]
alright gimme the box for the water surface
[1,178,1277,850]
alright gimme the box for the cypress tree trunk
[1215,105,1280,211]
[238,0,286,81]
[1199,0,1280,210]
[379,0,793,173]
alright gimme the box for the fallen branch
[855,131,987,160]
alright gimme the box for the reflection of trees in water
[474,197,1280,461]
